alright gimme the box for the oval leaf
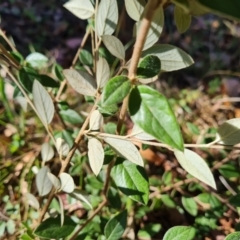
[104,210,127,240]
[101,76,131,106]
[88,137,104,175]
[25,193,40,210]
[63,69,97,96]
[96,57,110,88]
[137,55,161,79]
[79,49,93,66]
[34,216,75,239]
[215,118,240,145]
[104,137,144,166]
[41,142,54,162]
[36,166,53,196]
[33,80,55,126]
[63,0,94,19]
[137,5,164,51]
[174,148,216,189]
[59,173,75,193]
[89,110,103,131]
[142,44,194,71]
[181,196,198,216]
[56,137,70,157]
[163,226,196,240]
[47,172,61,190]
[124,0,145,21]
[26,52,48,69]
[129,86,184,151]
[174,5,191,33]
[225,232,240,240]
[59,109,83,125]
[96,0,118,36]
[102,35,125,60]
[111,158,149,204]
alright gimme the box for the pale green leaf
[96,57,110,88]
[96,0,118,36]
[124,0,145,21]
[56,137,70,157]
[163,226,196,240]
[63,0,94,19]
[138,75,158,84]
[104,137,144,166]
[47,172,61,190]
[15,96,28,112]
[63,69,97,96]
[89,110,103,131]
[174,149,216,189]
[181,196,198,216]
[36,166,53,196]
[26,52,48,69]
[88,137,104,175]
[33,80,55,126]
[142,44,194,71]
[41,142,54,162]
[6,219,15,235]
[215,118,240,145]
[137,5,164,51]
[59,173,75,193]
[131,124,155,140]
[70,189,93,209]
[25,193,40,210]
[102,35,125,60]
[174,5,191,33]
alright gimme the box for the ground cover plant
[1,0,240,239]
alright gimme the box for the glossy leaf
[104,210,127,240]
[96,0,118,36]
[88,138,104,176]
[137,55,161,78]
[34,216,75,239]
[225,232,240,240]
[102,35,125,60]
[174,5,191,33]
[41,142,54,162]
[63,0,94,19]
[59,172,75,193]
[131,124,155,140]
[47,172,61,190]
[129,86,184,151]
[142,44,194,71]
[36,166,53,196]
[63,69,97,96]
[59,109,83,125]
[181,196,198,216]
[56,137,70,157]
[96,57,110,88]
[124,0,145,21]
[174,149,216,189]
[89,110,103,131]
[101,76,131,107]
[215,118,240,145]
[137,5,164,51]
[26,52,48,69]
[79,49,93,66]
[33,80,55,126]
[163,226,196,240]
[198,0,240,21]
[70,189,92,209]
[111,158,149,204]
[104,137,144,166]
[25,193,40,210]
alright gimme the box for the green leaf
[80,49,93,66]
[225,232,240,240]
[107,187,122,209]
[215,118,240,145]
[36,166,53,196]
[70,189,93,209]
[142,44,194,72]
[60,109,83,124]
[161,195,176,208]
[54,64,64,81]
[219,164,240,178]
[198,0,240,21]
[34,216,75,239]
[174,149,216,189]
[63,0,94,19]
[129,85,184,151]
[111,158,149,204]
[124,0,145,21]
[104,210,127,240]
[171,0,189,12]
[229,194,240,207]
[96,0,118,36]
[96,57,110,88]
[137,223,161,239]
[174,5,191,33]
[163,226,196,240]
[101,76,131,106]
[26,52,48,69]
[197,193,221,208]
[137,55,161,78]
[181,196,198,216]
[6,219,15,235]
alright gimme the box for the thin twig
[0,29,17,52]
